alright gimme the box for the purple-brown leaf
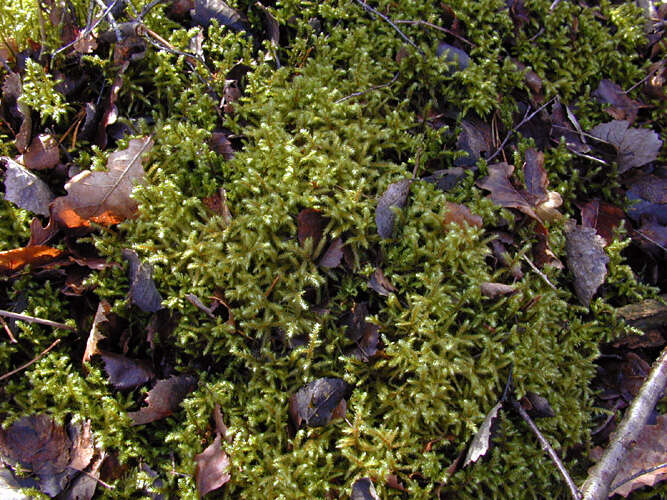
[376,179,411,238]
[129,375,196,425]
[592,79,645,124]
[589,120,661,173]
[100,351,154,390]
[2,157,54,216]
[297,208,325,249]
[289,377,349,428]
[122,249,163,313]
[565,224,609,306]
[319,237,344,268]
[194,434,231,497]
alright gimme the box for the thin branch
[394,19,474,47]
[521,255,558,291]
[0,314,18,343]
[487,98,555,162]
[610,462,667,492]
[352,0,425,56]
[0,339,61,382]
[625,58,665,94]
[335,72,400,103]
[511,398,582,500]
[581,346,667,500]
[0,309,76,331]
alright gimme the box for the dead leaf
[191,0,248,31]
[480,282,516,298]
[63,452,104,500]
[368,267,396,296]
[297,208,325,250]
[463,401,503,467]
[626,175,667,225]
[52,137,153,228]
[350,477,381,500]
[550,101,590,155]
[565,223,609,306]
[455,119,492,167]
[578,199,626,245]
[99,351,154,390]
[203,187,233,225]
[2,157,55,216]
[634,219,667,259]
[209,131,235,160]
[2,72,32,153]
[122,249,163,313]
[443,201,483,228]
[319,237,344,268]
[477,162,539,218]
[0,245,64,274]
[519,392,555,418]
[589,120,662,173]
[195,433,231,497]
[28,217,59,246]
[376,179,411,238]
[436,42,470,74]
[590,414,667,498]
[344,303,380,362]
[289,377,349,428]
[423,167,466,192]
[128,375,196,425]
[67,420,94,471]
[386,473,406,492]
[255,2,280,47]
[592,79,646,124]
[17,134,60,170]
[82,301,111,366]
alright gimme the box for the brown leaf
[202,187,233,225]
[376,179,411,238]
[476,163,539,220]
[289,378,349,428]
[634,220,667,260]
[2,72,32,153]
[589,120,662,173]
[17,134,60,170]
[443,201,483,229]
[519,392,555,418]
[579,199,626,246]
[99,351,154,390]
[463,401,503,467]
[565,223,609,306]
[297,208,325,249]
[52,137,153,228]
[209,131,235,160]
[592,79,646,124]
[550,101,590,155]
[386,473,406,492]
[0,245,64,274]
[256,1,280,46]
[2,157,55,216]
[455,119,492,167]
[128,375,196,425]
[480,282,516,298]
[28,217,59,246]
[344,304,380,362]
[122,249,163,313]
[82,301,111,366]
[368,267,396,296]
[63,452,104,500]
[350,477,381,500]
[67,420,94,471]
[194,433,231,497]
[191,0,248,31]
[593,414,667,497]
[626,175,667,225]
[319,237,344,268]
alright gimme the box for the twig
[394,19,474,47]
[521,255,558,291]
[352,0,425,56]
[0,314,17,343]
[0,339,61,382]
[487,98,555,162]
[550,0,564,11]
[265,274,281,298]
[610,462,667,493]
[511,398,582,500]
[0,309,76,331]
[580,346,667,500]
[626,58,666,94]
[335,71,400,103]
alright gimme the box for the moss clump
[0,0,662,498]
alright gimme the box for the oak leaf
[128,375,196,425]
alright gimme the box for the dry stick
[511,399,582,499]
[394,19,475,47]
[0,309,76,331]
[521,255,558,291]
[352,0,425,56]
[0,315,18,343]
[610,462,667,493]
[0,339,61,382]
[581,346,667,500]
[335,72,400,103]
[486,97,555,162]
[626,58,666,93]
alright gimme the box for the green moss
[0,0,660,498]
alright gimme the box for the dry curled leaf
[289,378,349,428]
[592,79,646,124]
[191,0,248,31]
[350,477,381,500]
[83,301,111,365]
[477,163,540,221]
[565,223,609,306]
[463,401,503,467]
[480,282,516,298]
[2,72,32,153]
[443,201,483,229]
[579,199,626,246]
[376,179,411,238]
[194,434,231,497]
[17,134,60,171]
[368,267,396,296]
[0,245,64,274]
[52,137,153,228]
[589,120,662,173]
[3,157,54,216]
[455,119,492,167]
[99,351,154,390]
[129,375,196,425]
[122,249,163,313]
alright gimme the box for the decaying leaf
[122,249,163,313]
[67,420,95,472]
[0,245,64,274]
[423,167,466,192]
[319,237,344,268]
[344,302,380,362]
[191,0,248,31]
[202,187,233,225]
[480,282,516,298]
[52,137,153,228]
[297,208,325,249]
[519,392,555,419]
[194,434,231,497]
[565,223,609,306]
[550,101,590,155]
[443,201,483,229]
[477,163,536,221]
[209,131,235,160]
[437,42,470,74]
[579,199,626,245]
[128,375,196,425]
[368,267,396,296]
[2,157,54,216]
[83,301,111,365]
[455,119,492,167]
[350,477,381,500]
[289,377,349,428]
[376,179,412,238]
[589,120,662,173]
[99,351,154,390]
[626,175,667,225]
[634,219,667,259]
[17,134,60,170]
[2,72,32,153]
[590,414,667,498]
[592,79,646,124]
[63,451,104,500]
[463,401,503,467]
